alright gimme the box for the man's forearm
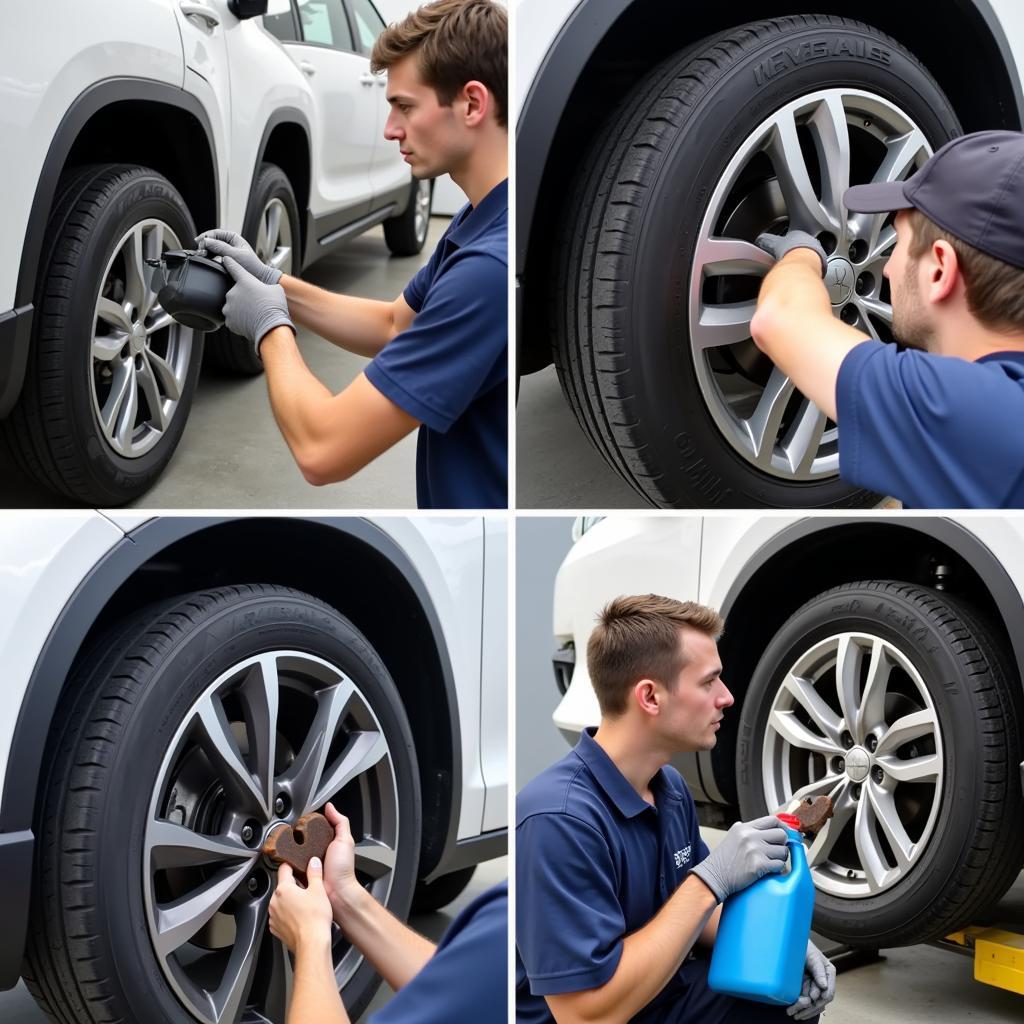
[289,934,350,1024]
[548,874,718,1024]
[331,885,436,993]
[280,274,399,357]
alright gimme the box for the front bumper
[0,304,33,419]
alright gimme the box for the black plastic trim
[16,78,219,312]
[0,517,465,984]
[967,0,1024,123]
[428,829,507,879]
[0,831,33,990]
[0,305,33,419]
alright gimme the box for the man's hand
[269,858,335,954]
[787,941,837,1020]
[322,802,363,912]
[690,816,789,903]
[197,229,282,285]
[756,230,828,277]
[220,255,295,356]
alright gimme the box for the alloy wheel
[688,89,932,480]
[91,220,192,458]
[255,198,293,277]
[143,651,399,1024]
[414,180,432,246]
[761,632,944,898]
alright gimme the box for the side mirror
[228,0,269,19]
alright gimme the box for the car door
[347,0,411,203]
[273,0,378,222]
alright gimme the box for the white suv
[0,0,432,506]
[516,2,1024,508]
[0,514,506,1024]
[552,516,1024,950]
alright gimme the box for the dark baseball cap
[844,130,1024,269]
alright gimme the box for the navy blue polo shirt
[370,880,507,1024]
[836,339,1024,507]
[365,179,508,509]
[516,729,709,1023]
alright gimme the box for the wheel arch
[0,517,463,987]
[250,111,313,271]
[518,0,1023,374]
[699,517,1024,811]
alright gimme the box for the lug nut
[841,732,854,749]
[873,767,884,784]
[274,794,290,816]
[840,304,859,324]
[241,825,254,843]
[866,734,877,753]
[247,876,259,894]
[853,784,862,800]
[855,273,874,296]
[831,756,845,774]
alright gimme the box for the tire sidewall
[90,594,421,1023]
[736,585,987,944]
[59,170,202,501]
[616,22,961,506]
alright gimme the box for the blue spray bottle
[707,813,815,1005]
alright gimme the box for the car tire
[2,164,203,504]
[551,15,960,507]
[735,580,1024,948]
[412,865,476,913]
[206,163,301,376]
[23,585,421,1024]
[384,178,434,257]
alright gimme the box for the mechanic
[268,801,507,1024]
[750,129,1024,508]
[516,595,836,1023]
[200,0,507,509]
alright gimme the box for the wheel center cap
[826,257,855,306]
[845,746,871,782]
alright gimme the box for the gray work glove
[197,229,282,285]
[787,941,837,1020]
[689,815,789,903]
[755,230,828,277]
[219,255,295,355]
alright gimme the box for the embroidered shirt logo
[674,845,692,869]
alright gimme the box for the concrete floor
[699,826,1024,1023]
[0,856,507,1023]
[0,219,451,510]
[516,365,900,510]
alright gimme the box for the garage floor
[0,219,450,510]
[0,856,507,1023]
[699,826,1024,1024]
[516,366,899,510]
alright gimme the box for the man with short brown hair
[516,595,836,1023]
[200,0,507,508]
[751,129,1024,508]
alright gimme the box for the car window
[297,0,355,51]
[349,0,385,56]
[263,2,300,42]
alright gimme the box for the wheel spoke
[237,655,280,811]
[309,730,388,812]
[147,305,176,334]
[875,752,940,783]
[210,900,268,1024]
[148,819,252,871]
[857,638,892,739]
[866,783,915,871]
[693,300,758,350]
[694,235,775,279]
[354,836,397,881]
[765,108,837,235]
[781,672,844,747]
[744,366,794,467]
[93,331,127,362]
[807,93,851,232]
[779,398,828,476]
[136,355,168,432]
[806,781,855,867]
[97,296,133,334]
[153,860,256,958]
[268,244,291,271]
[875,708,936,756]
[194,695,270,818]
[280,677,355,814]
[264,934,295,1023]
[768,706,844,756]
[265,203,282,255]
[99,361,138,452]
[856,295,893,326]
[853,793,893,892]
[145,346,183,401]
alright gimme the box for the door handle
[360,73,375,87]
[179,1,220,28]
[299,60,317,76]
